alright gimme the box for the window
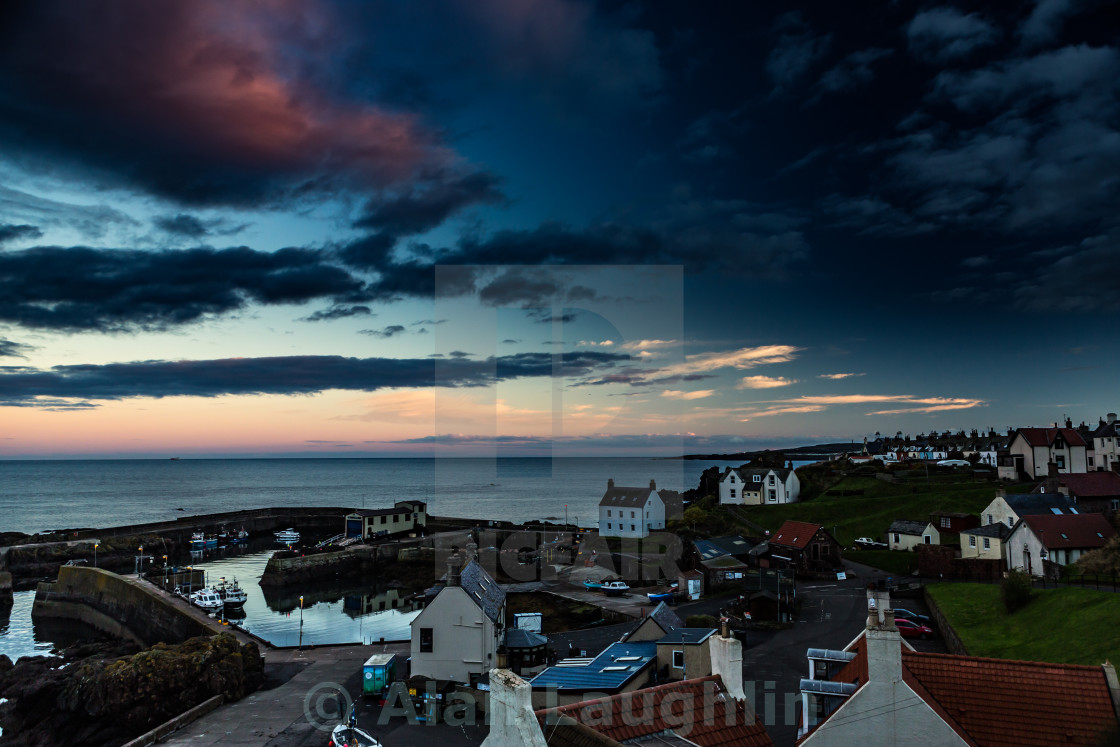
[730,489,736,498]
[1056,455,1066,469]
[630,524,636,532]
[672,650,684,669]
[419,628,433,652]
[1007,517,1014,527]
[769,475,776,485]
[607,522,612,530]
[380,515,387,524]
[768,489,777,502]
[983,538,990,550]
[924,535,932,544]
[753,475,761,482]
[1111,499,1119,511]
[729,475,736,483]
[940,517,951,529]
[607,510,612,517]
[893,533,900,543]
[630,511,635,518]
[969,535,976,548]
[987,514,993,525]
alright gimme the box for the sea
[0,457,820,662]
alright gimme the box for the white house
[599,479,669,538]
[979,490,1077,529]
[410,555,505,684]
[1091,413,1120,472]
[718,467,800,505]
[887,520,939,551]
[1008,427,1088,477]
[1005,514,1116,576]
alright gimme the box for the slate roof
[458,558,505,623]
[1019,513,1116,550]
[599,486,655,508]
[962,523,1012,539]
[723,467,792,483]
[771,520,824,550]
[694,536,755,561]
[1091,418,1120,440]
[900,651,1119,747]
[647,601,684,634]
[1015,427,1087,448]
[888,519,930,536]
[655,628,716,645]
[1049,471,1120,497]
[537,675,774,747]
[700,555,749,571]
[530,641,657,691]
[1002,492,1077,516]
[506,628,549,649]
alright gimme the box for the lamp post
[94,543,98,568]
[138,546,144,577]
[298,595,305,650]
[162,555,168,587]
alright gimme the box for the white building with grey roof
[598,478,671,538]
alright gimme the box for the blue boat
[582,579,603,590]
[647,591,674,602]
[190,532,218,549]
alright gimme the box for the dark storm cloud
[0,339,33,358]
[906,7,1000,62]
[1019,0,1080,49]
[353,171,505,235]
[0,223,42,244]
[0,350,630,406]
[765,12,832,93]
[359,325,406,339]
[0,1,469,208]
[815,48,894,95]
[0,245,364,331]
[299,305,373,322]
[153,213,249,239]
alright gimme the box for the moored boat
[189,588,224,613]
[274,528,300,543]
[190,531,218,550]
[215,577,248,609]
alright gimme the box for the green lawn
[927,583,1120,665]
[717,476,1029,548]
[848,549,918,576]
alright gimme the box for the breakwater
[32,565,214,646]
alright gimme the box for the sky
[0,0,1117,458]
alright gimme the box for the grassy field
[927,583,1120,665]
[847,549,919,576]
[716,475,1027,548]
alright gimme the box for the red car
[895,618,933,640]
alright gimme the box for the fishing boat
[646,590,674,603]
[274,528,300,543]
[189,531,218,550]
[602,581,630,596]
[329,705,381,747]
[216,577,248,609]
[582,579,603,591]
[228,528,250,545]
[189,588,224,613]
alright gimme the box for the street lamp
[93,543,98,568]
[299,595,305,650]
[138,546,144,577]
[162,555,169,587]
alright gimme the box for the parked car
[854,537,888,549]
[936,459,970,467]
[894,608,932,626]
[894,618,933,639]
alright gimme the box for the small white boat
[274,528,300,543]
[602,581,630,596]
[329,705,381,747]
[189,588,224,612]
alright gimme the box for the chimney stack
[447,551,462,587]
[649,479,656,490]
[607,478,614,489]
[1109,413,1117,425]
[709,621,746,701]
[481,670,549,747]
[1048,461,1059,477]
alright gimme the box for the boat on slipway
[274,528,300,544]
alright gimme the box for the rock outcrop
[0,633,262,746]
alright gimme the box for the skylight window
[616,656,642,662]
[601,666,629,672]
[1060,533,1068,539]
[1050,508,1062,514]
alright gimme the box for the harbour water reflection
[185,550,422,647]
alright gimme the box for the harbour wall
[32,565,213,647]
[0,570,11,605]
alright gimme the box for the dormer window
[753,475,761,482]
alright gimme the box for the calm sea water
[0,457,777,536]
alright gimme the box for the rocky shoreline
[0,633,262,746]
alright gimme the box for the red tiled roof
[536,675,773,747]
[771,520,823,550]
[1054,471,1120,497]
[1016,427,1087,448]
[1020,513,1116,550]
[901,651,1119,747]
